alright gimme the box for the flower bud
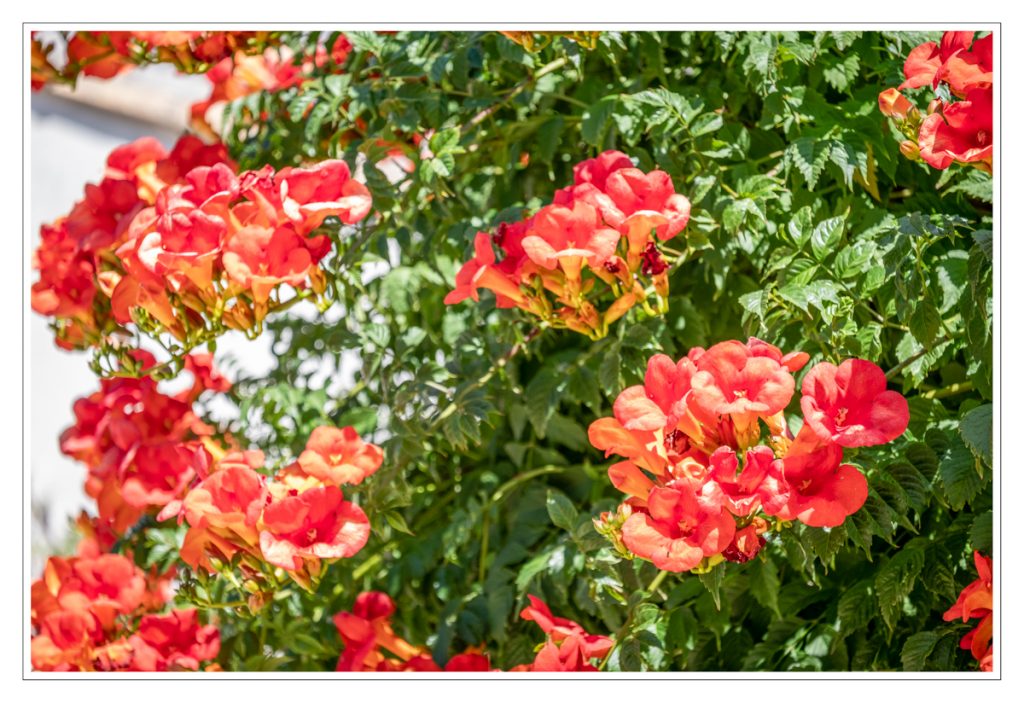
[878,88,914,120]
[247,592,268,613]
[309,265,327,295]
[603,291,637,327]
[899,140,921,160]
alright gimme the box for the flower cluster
[161,425,383,590]
[32,136,232,350]
[31,530,219,672]
[60,349,223,533]
[445,150,691,339]
[190,35,353,140]
[334,591,492,671]
[588,339,910,572]
[33,135,372,353]
[332,592,612,672]
[31,31,277,89]
[515,596,614,672]
[943,551,994,672]
[111,155,370,342]
[879,31,992,172]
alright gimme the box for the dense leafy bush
[30,29,993,673]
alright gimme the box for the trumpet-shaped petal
[800,359,910,447]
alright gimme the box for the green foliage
[116,29,992,672]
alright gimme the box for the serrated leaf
[970,509,993,554]
[944,171,993,203]
[806,525,847,568]
[901,632,940,671]
[959,404,992,467]
[939,436,986,511]
[429,127,461,155]
[535,115,565,163]
[748,557,781,617]
[566,366,602,411]
[837,579,875,632]
[304,101,331,142]
[875,548,925,630]
[698,564,726,609]
[288,92,317,122]
[909,298,942,346]
[885,462,932,514]
[822,53,860,91]
[787,138,830,189]
[810,216,846,260]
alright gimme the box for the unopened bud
[309,265,327,295]
[899,140,921,160]
[247,592,268,613]
[878,88,914,120]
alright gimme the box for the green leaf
[698,563,726,609]
[810,216,846,261]
[546,490,579,532]
[747,557,781,617]
[628,88,702,127]
[909,298,942,346]
[304,101,331,142]
[806,525,847,569]
[970,510,993,554]
[565,366,602,411]
[535,115,565,163]
[525,368,563,438]
[738,290,770,323]
[787,137,830,189]
[287,92,317,122]
[787,206,814,248]
[901,632,940,671]
[822,53,861,92]
[618,637,644,671]
[691,112,724,136]
[581,95,619,146]
[429,127,462,155]
[837,579,875,632]
[364,322,391,348]
[939,435,986,511]
[875,548,925,631]
[959,404,993,467]
[723,199,757,233]
[885,462,932,514]
[598,342,624,396]
[323,73,351,97]
[384,510,415,536]
[944,170,993,203]
[515,552,552,591]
